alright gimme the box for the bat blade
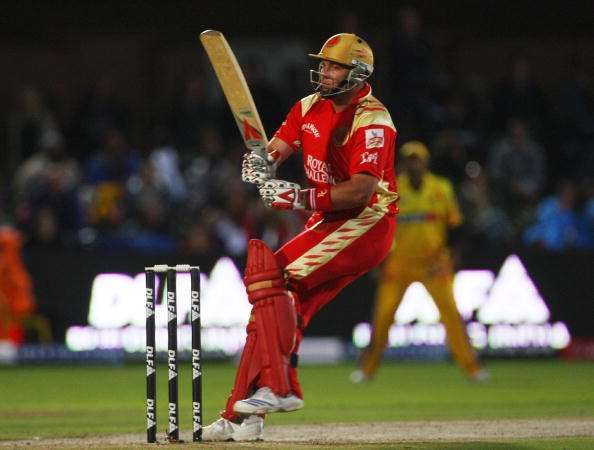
[200,30,268,157]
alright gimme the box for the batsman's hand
[241,152,277,185]
[259,179,305,210]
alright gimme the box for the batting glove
[241,152,277,185]
[259,179,306,210]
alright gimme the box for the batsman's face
[318,60,350,93]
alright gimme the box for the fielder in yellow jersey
[352,141,488,382]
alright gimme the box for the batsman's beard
[310,69,354,97]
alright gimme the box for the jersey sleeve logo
[360,151,379,165]
[365,128,384,148]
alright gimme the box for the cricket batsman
[203,33,399,441]
[351,141,488,384]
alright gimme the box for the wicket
[145,264,202,443]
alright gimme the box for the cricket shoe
[233,387,304,415]
[349,369,372,384]
[201,415,264,441]
[468,368,490,383]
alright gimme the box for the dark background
[2,0,594,151]
[3,1,594,37]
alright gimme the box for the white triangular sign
[192,309,200,321]
[147,365,155,377]
[169,369,177,380]
[396,282,440,324]
[147,418,156,429]
[193,369,201,379]
[169,422,178,432]
[168,311,176,322]
[146,307,154,318]
[203,257,251,327]
[478,255,550,324]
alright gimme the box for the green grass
[0,360,592,447]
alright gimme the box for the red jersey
[274,83,398,218]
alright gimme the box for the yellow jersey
[393,172,462,259]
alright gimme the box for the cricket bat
[199,30,268,158]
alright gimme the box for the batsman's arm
[320,173,378,210]
[266,137,294,167]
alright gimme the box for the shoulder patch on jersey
[365,128,384,149]
[300,93,322,117]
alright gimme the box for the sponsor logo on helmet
[326,35,341,47]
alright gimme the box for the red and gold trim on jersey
[299,92,322,116]
[284,184,396,280]
[346,92,396,143]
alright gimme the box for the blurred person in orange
[0,227,37,345]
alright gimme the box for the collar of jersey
[352,82,372,104]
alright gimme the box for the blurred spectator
[7,86,56,175]
[390,6,433,97]
[439,92,471,132]
[430,131,471,185]
[486,118,545,225]
[553,57,594,180]
[69,76,130,161]
[556,57,594,140]
[243,60,284,135]
[184,125,236,211]
[84,128,140,184]
[14,128,80,199]
[211,181,260,257]
[388,6,434,137]
[82,181,126,236]
[126,160,172,232]
[148,125,187,203]
[577,178,594,249]
[81,128,140,242]
[13,128,82,247]
[181,217,224,256]
[170,76,222,160]
[490,56,547,136]
[459,163,515,247]
[462,73,493,139]
[523,180,584,251]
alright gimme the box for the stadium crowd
[2,8,593,257]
